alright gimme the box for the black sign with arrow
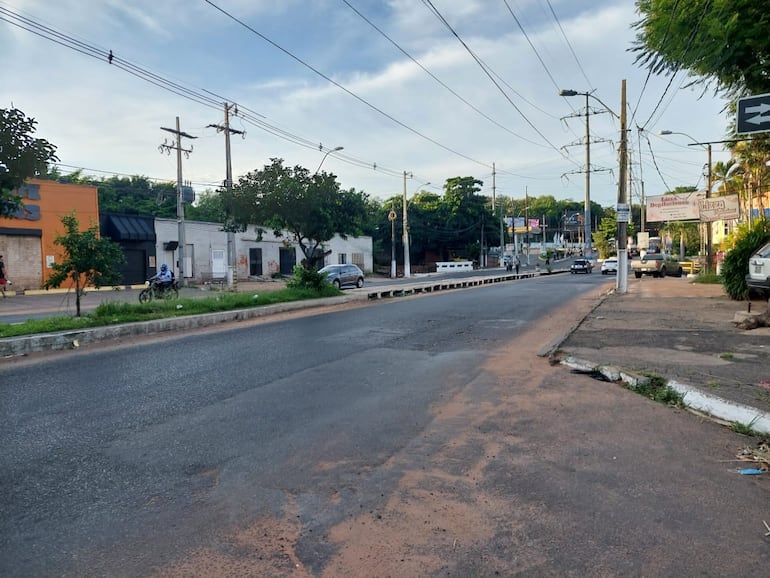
[737,93,770,134]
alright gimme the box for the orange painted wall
[0,179,99,287]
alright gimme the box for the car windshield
[642,255,662,261]
[754,243,770,258]
[318,266,339,274]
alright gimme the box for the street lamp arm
[559,89,618,118]
[314,145,344,174]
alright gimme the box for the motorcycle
[138,277,179,303]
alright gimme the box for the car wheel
[333,279,341,289]
[356,277,364,288]
[660,267,666,278]
[635,272,642,279]
[676,267,683,277]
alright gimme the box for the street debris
[736,440,770,471]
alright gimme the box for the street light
[559,89,618,256]
[314,145,343,174]
[659,130,713,272]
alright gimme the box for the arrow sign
[737,93,770,134]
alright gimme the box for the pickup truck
[631,253,683,278]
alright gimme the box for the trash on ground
[736,441,770,471]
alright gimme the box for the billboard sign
[698,194,740,222]
[646,192,705,222]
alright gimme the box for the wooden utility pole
[208,103,245,289]
[159,117,196,287]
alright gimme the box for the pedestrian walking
[0,254,7,298]
[514,255,520,275]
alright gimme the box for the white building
[154,218,372,283]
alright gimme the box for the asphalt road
[2,272,768,577]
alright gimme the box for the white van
[746,241,770,298]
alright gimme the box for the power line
[418,0,573,162]
[544,0,592,88]
[340,0,546,147]
[638,0,712,130]
[0,5,429,188]
[630,0,681,123]
[201,0,495,170]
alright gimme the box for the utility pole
[208,103,245,290]
[159,117,196,287]
[560,97,612,257]
[706,143,713,273]
[389,199,397,278]
[616,79,629,294]
[525,187,530,266]
[494,162,503,265]
[402,171,412,277]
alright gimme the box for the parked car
[570,258,593,274]
[746,241,770,298]
[319,264,365,289]
[601,258,618,275]
[631,253,683,278]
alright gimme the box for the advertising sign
[513,217,527,233]
[646,192,705,222]
[698,194,740,222]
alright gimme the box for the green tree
[186,189,226,223]
[0,107,59,217]
[224,158,369,269]
[631,0,770,100]
[721,219,770,300]
[44,212,126,316]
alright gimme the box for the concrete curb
[560,356,770,436]
[0,293,368,357]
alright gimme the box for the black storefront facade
[100,213,156,285]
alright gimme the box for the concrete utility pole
[494,163,503,263]
[616,79,629,295]
[559,89,614,256]
[208,103,245,289]
[402,171,412,277]
[159,117,196,287]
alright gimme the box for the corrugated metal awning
[102,214,155,241]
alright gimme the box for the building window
[338,253,347,264]
[352,253,364,268]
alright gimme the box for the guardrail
[365,271,541,299]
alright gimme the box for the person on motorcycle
[153,264,173,292]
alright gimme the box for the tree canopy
[631,0,770,100]
[224,158,370,269]
[1,107,59,217]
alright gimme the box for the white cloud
[0,0,735,208]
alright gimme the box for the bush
[286,265,330,291]
[721,220,770,300]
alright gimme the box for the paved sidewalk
[555,276,770,434]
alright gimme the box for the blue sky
[1,0,734,208]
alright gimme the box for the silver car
[746,242,770,298]
[319,264,365,289]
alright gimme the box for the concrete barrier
[435,261,474,272]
